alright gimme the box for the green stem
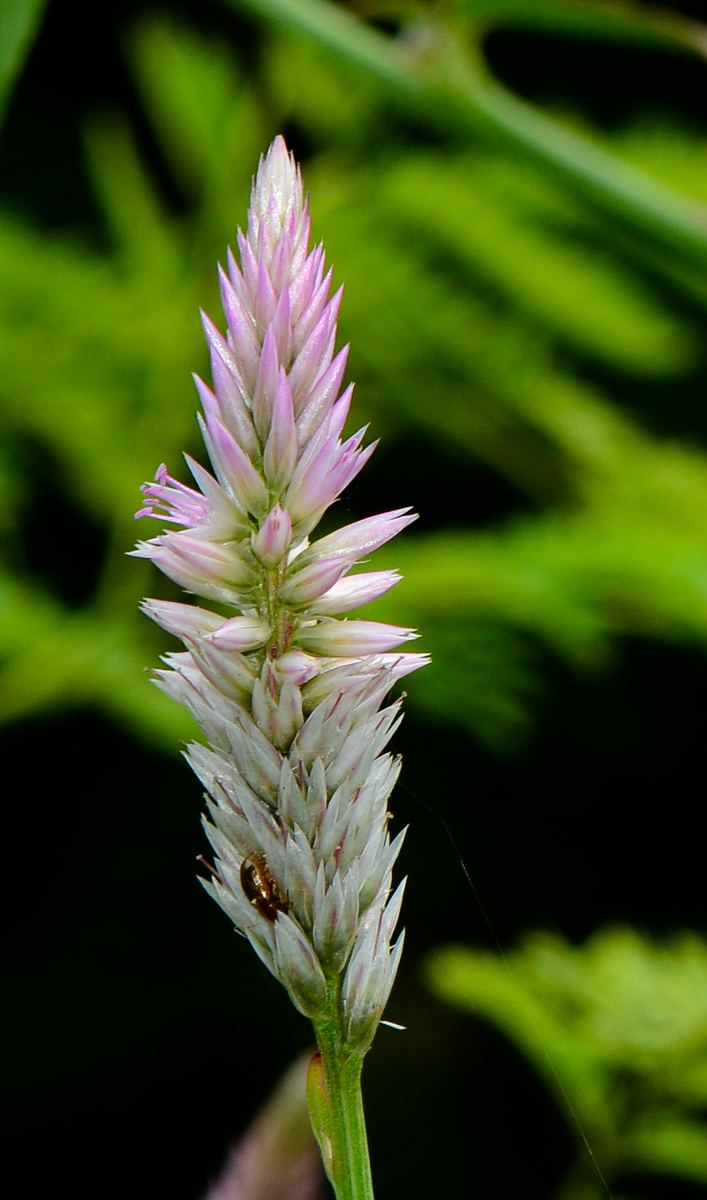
[309,982,374,1200]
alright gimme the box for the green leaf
[128,15,266,219]
[624,1116,707,1182]
[427,929,707,1188]
[263,29,379,145]
[381,153,696,374]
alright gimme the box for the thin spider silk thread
[399,779,615,1200]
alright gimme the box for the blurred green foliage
[3,0,707,755]
[428,929,707,1199]
[3,4,707,1196]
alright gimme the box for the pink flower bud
[279,558,350,606]
[252,504,293,566]
[210,615,272,652]
[274,651,322,686]
[293,620,418,656]
[298,509,417,568]
[140,599,226,640]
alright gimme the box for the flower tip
[253,135,301,230]
[262,134,294,183]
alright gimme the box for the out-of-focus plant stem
[309,984,375,1200]
[0,0,49,118]
[454,0,705,53]
[222,0,707,264]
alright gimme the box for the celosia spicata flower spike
[133,136,428,1053]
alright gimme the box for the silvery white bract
[134,137,428,1053]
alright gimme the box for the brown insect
[240,852,291,922]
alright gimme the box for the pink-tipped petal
[289,299,340,410]
[293,620,418,656]
[263,370,298,491]
[160,533,256,585]
[285,431,376,526]
[309,570,401,615]
[295,266,334,352]
[238,228,259,301]
[290,245,324,326]
[201,310,247,391]
[193,373,260,467]
[269,235,294,307]
[279,558,350,607]
[291,202,311,278]
[132,535,256,603]
[140,599,227,640]
[271,285,293,367]
[326,385,354,443]
[218,265,260,381]
[210,615,272,652]
[198,412,269,518]
[376,652,431,679]
[299,509,418,567]
[226,245,247,302]
[250,501,291,566]
[252,504,293,566]
[254,257,277,331]
[252,325,280,443]
[274,651,322,686]
[296,344,350,445]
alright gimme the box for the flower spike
[134,137,427,1059]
